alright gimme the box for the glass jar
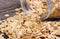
[21,0,60,20]
[41,0,60,20]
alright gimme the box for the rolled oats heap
[0,0,60,39]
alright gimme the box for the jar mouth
[22,0,52,20]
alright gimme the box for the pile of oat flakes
[0,0,60,39]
